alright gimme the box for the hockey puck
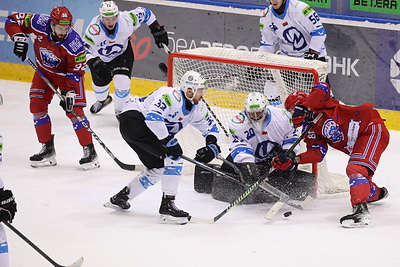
[283,211,292,217]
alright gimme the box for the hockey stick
[26,58,135,171]
[3,222,83,267]
[188,113,322,223]
[159,44,230,138]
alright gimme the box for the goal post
[167,47,348,195]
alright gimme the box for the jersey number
[308,12,320,25]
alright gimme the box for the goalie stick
[158,44,230,138]
[187,113,322,223]
[3,222,84,267]
[26,58,136,171]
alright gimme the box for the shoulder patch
[24,14,33,27]
[259,22,264,30]
[88,24,101,36]
[172,89,181,102]
[129,12,138,26]
[83,34,94,45]
[302,6,314,16]
[229,128,236,135]
[231,112,246,124]
[161,93,172,106]
[75,54,86,63]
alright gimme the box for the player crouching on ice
[104,71,221,225]
[284,83,389,228]
[5,7,99,170]
[194,92,316,204]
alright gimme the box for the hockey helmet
[244,92,268,122]
[100,1,119,18]
[50,7,72,25]
[180,71,208,102]
[284,91,308,111]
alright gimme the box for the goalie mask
[244,92,268,123]
[180,71,208,104]
[284,91,308,112]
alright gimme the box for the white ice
[1,79,399,267]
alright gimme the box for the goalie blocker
[194,159,316,204]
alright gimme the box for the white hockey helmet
[244,92,268,122]
[180,71,208,101]
[100,1,119,18]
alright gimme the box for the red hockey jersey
[5,13,86,91]
[298,87,386,165]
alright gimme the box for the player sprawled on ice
[104,71,221,224]
[194,92,316,204]
[83,1,169,118]
[0,135,18,267]
[259,0,329,106]
[284,83,389,228]
[5,7,99,170]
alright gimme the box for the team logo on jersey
[39,48,61,68]
[231,112,246,124]
[36,15,48,27]
[282,26,307,51]
[98,44,124,57]
[69,37,83,53]
[322,119,344,143]
[88,24,101,35]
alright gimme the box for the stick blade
[264,201,286,220]
[188,216,215,224]
[65,256,84,267]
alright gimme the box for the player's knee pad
[113,74,131,99]
[30,97,49,114]
[346,164,369,178]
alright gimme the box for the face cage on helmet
[247,109,267,122]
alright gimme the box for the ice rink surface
[1,79,399,267]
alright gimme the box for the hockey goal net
[168,47,348,195]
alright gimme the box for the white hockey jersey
[259,0,327,58]
[83,7,157,62]
[229,106,299,163]
[121,86,219,141]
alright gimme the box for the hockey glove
[304,50,319,60]
[150,22,168,48]
[194,143,221,164]
[0,188,17,223]
[292,104,311,128]
[59,89,76,112]
[12,33,29,61]
[87,57,110,78]
[271,150,297,171]
[162,136,183,161]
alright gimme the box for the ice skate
[159,194,189,225]
[340,203,373,228]
[90,95,112,114]
[30,135,57,167]
[79,143,100,170]
[103,186,131,211]
[367,187,389,204]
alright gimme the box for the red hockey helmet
[284,91,308,111]
[50,7,72,25]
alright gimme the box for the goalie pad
[194,163,218,194]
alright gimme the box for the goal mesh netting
[168,47,348,195]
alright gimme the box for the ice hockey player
[259,0,329,105]
[5,7,99,170]
[201,92,316,204]
[83,1,169,117]
[104,71,220,224]
[0,135,18,267]
[259,0,327,60]
[283,83,389,227]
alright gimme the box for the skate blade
[341,218,373,228]
[30,158,57,168]
[103,201,130,211]
[81,160,100,171]
[159,214,189,225]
